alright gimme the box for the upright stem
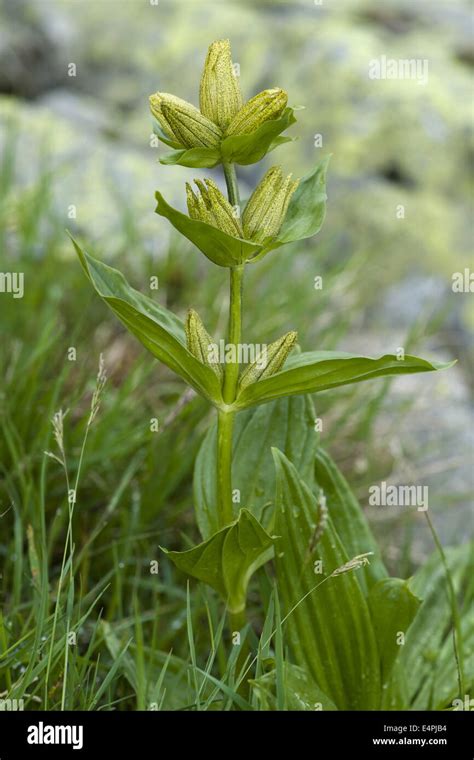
[223,161,241,209]
[217,409,234,527]
[217,264,243,527]
[216,163,244,531]
[222,265,243,404]
[220,163,249,687]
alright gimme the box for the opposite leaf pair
[72,237,451,412]
[155,156,331,267]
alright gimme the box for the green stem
[216,264,244,527]
[218,165,251,690]
[222,264,243,404]
[216,163,244,530]
[223,162,241,208]
[217,409,234,527]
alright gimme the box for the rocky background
[0,0,472,566]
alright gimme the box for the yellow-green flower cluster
[184,167,298,245]
[149,39,288,150]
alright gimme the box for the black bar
[0,710,471,757]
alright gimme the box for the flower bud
[186,179,242,238]
[225,88,288,136]
[238,331,298,390]
[200,39,242,130]
[185,309,222,378]
[242,166,299,243]
[149,92,222,148]
[149,92,180,141]
[186,182,212,226]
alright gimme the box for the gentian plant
[71,40,469,709]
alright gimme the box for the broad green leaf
[71,236,223,405]
[235,350,454,409]
[251,663,337,711]
[159,146,221,168]
[314,448,387,594]
[154,192,261,267]
[194,395,318,539]
[162,509,274,613]
[389,543,474,710]
[272,449,381,709]
[429,614,474,710]
[277,155,330,243]
[220,107,297,165]
[369,578,421,684]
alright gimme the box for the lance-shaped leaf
[387,543,474,710]
[272,448,381,710]
[155,192,260,267]
[71,236,223,406]
[368,578,421,685]
[234,350,454,409]
[251,663,337,711]
[314,448,387,595]
[194,395,318,539]
[162,509,274,613]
